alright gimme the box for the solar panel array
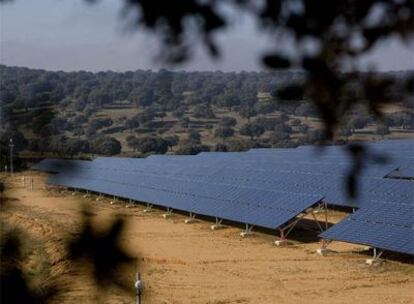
[320,202,414,255]
[33,139,414,255]
[47,163,322,230]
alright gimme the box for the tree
[187,130,201,144]
[290,118,301,126]
[91,137,122,155]
[305,130,324,144]
[129,87,154,107]
[376,124,390,138]
[347,116,369,131]
[214,127,234,139]
[388,111,414,129]
[254,102,275,115]
[239,123,265,140]
[217,90,240,109]
[268,131,290,145]
[179,117,190,129]
[294,103,317,119]
[89,118,113,130]
[172,106,186,118]
[176,142,210,155]
[193,104,215,119]
[298,124,309,134]
[136,109,156,124]
[65,139,90,158]
[133,136,168,154]
[238,106,257,121]
[126,135,139,151]
[273,123,292,134]
[219,116,237,127]
[338,126,352,139]
[125,117,140,130]
[164,135,179,151]
[223,139,253,152]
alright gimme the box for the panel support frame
[184,212,196,224]
[143,203,153,213]
[275,200,328,246]
[240,223,254,237]
[366,248,384,265]
[211,218,224,230]
[162,207,173,219]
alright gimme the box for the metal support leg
[310,210,325,233]
[110,196,117,204]
[274,214,304,246]
[366,248,384,265]
[240,223,254,237]
[211,218,224,230]
[275,227,289,246]
[126,199,133,208]
[143,203,153,213]
[184,212,196,224]
[83,190,89,198]
[317,239,333,256]
[162,207,173,219]
[96,193,103,201]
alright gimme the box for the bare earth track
[1,172,413,304]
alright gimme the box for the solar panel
[89,157,413,208]
[387,165,414,179]
[49,170,322,230]
[32,139,414,255]
[320,202,414,255]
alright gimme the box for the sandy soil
[1,172,413,304]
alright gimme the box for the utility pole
[9,138,14,174]
[135,272,143,304]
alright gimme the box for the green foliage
[214,127,235,139]
[219,117,237,127]
[376,124,390,138]
[238,106,257,121]
[163,135,179,150]
[268,131,290,145]
[193,104,215,119]
[239,123,265,140]
[91,136,122,155]
[128,135,168,154]
[187,130,201,144]
[176,142,210,155]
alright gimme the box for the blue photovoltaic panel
[89,157,413,208]
[32,139,414,254]
[320,202,414,255]
[49,169,322,230]
[387,165,414,179]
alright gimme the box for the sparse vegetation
[0,65,413,162]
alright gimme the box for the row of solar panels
[46,165,322,230]
[33,157,414,208]
[89,158,413,207]
[32,139,414,255]
[320,201,414,255]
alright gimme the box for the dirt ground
[1,172,414,304]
